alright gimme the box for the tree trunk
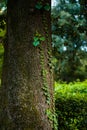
[0,0,56,130]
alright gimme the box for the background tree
[0,0,57,129]
[0,0,6,80]
[0,0,6,42]
[52,0,87,82]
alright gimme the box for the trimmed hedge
[55,80,87,130]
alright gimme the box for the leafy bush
[55,80,87,130]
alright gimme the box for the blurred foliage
[52,0,87,82]
[0,0,6,80]
[55,80,87,130]
[0,0,6,48]
[0,0,7,18]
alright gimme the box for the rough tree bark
[0,0,55,130]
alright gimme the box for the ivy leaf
[34,37,39,41]
[40,37,45,41]
[44,4,50,11]
[33,40,40,47]
[35,2,43,9]
[36,32,41,37]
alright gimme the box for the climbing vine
[42,12,54,73]
[33,31,45,46]
[42,11,58,130]
[32,2,58,129]
[46,108,58,130]
[39,44,51,105]
[35,1,50,11]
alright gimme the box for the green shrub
[55,80,87,130]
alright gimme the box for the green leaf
[35,3,43,9]
[36,31,41,37]
[40,37,45,41]
[33,40,40,47]
[34,37,39,41]
[44,4,50,11]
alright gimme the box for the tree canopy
[52,0,87,82]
